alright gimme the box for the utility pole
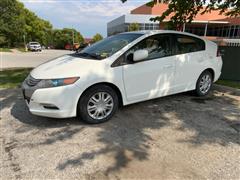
[23,34,27,52]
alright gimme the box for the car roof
[121,30,205,40]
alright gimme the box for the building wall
[184,24,240,38]
[107,15,160,36]
[108,3,240,38]
[159,23,166,30]
[107,15,125,29]
[130,3,230,21]
[107,15,125,36]
[218,17,240,25]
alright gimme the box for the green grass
[216,80,240,89]
[0,48,12,52]
[0,68,32,88]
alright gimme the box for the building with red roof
[107,2,240,38]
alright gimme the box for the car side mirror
[133,50,148,62]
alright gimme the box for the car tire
[195,70,213,96]
[78,85,119,124]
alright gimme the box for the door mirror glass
[133,50,148,62]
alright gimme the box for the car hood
[31,54,107,79]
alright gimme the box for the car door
[123,34,176,103]
[173,34,206,92]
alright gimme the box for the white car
[22,30,222,123]
[27,42,42,51]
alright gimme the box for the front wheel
[78,85,119,124]
[195,70,213,96]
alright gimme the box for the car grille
[27,75,41,87]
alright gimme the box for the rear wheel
[78,85,119,124]
[195,70,213,96]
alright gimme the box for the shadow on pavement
[2,86,239,175]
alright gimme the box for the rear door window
[175,35,205,54]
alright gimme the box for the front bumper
[29,47,41,51]
[22,81,82,118]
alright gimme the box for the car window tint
[126,34,172,61]
[176,35,205,54]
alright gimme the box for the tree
[0,0,53,47]
[0,0,26,47]
[23,8,53,46]
[92,33,103,43]
[129,22,140,31]
[121,0,240,29]
[0,0,84,48]
[52,28,84,49]
[74,31,84,45]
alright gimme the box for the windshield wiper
[77,52,101,60]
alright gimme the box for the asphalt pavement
[1,49,240,179]
[1,85,239,179]
[1,50,73,69]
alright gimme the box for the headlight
[39,77,79,88]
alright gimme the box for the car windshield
[30,42,39,45]
[76,33,143,60]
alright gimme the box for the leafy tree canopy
[52,28,84,49]
[92,33,103,42]
[0,0,84,48]
[0,0,53,46]
[0,0,26,46]
[121,0,240,28]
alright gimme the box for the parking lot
[1,85,239,179]
[1,50,72,69]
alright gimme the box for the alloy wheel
[199,74,212,94]
[87,92,114,120]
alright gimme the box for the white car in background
[22,30,222,124]
[27,42,42,51]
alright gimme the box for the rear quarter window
[175,35,205,54]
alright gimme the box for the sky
[20,0,148,38]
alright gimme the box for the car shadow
[6,86,240,176]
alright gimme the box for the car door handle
[163,64,173,69]
[197,59,204,63]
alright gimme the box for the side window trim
[111,33,206,67]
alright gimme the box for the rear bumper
[213,56,223,82]
[214,70,221,82]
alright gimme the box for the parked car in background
[22,30,222,124]
[27,42,42,51]
[47,45,55,49]
[64,44,72,50]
